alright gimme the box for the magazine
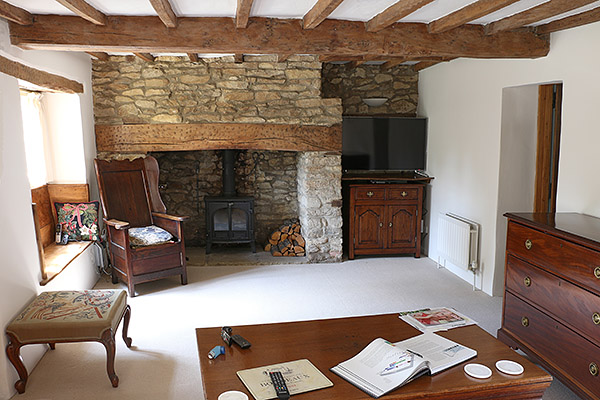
[399,307,477,332]
[331,332,477,398]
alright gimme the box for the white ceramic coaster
[496,360,524,375]
[464,363,492,379]
[218,391,249,400]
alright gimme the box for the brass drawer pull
[593,312,600,325]
[379,223,383,227]
[401,191,407,197]
[389,222,393,227]
[524,277,531,287]
[366,191,374,197]
[525,239,532,250]
[521,317,529,327]
[590,362,599,376]
[595,267,600,279]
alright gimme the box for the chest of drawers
[498,213,600,400]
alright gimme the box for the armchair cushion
[128,225,174,248]
[54,201,100,241]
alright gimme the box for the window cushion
[128,225,174,248]
[54,201,100,241]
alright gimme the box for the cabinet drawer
[387,187,419,201]
[506,255,600,347]
[506,221,600,295]
[503,293,600,398]
[353,187,385,201]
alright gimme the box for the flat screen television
[342,116,427,172]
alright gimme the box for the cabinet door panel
[387,205,417,249]
[354,205,385,250]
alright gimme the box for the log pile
[265,219,305,257]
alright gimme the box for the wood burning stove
[205,150,256,253]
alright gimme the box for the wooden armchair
[94,156,188,297]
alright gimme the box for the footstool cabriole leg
[5,333,28,394]
[100,329,119,388]
[122,305,132,347]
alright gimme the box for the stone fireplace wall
[92,55,342,261]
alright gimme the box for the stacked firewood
[264,219,306,257]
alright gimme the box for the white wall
[418,21,600,296]
[0,20,97,399]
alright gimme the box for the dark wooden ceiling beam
[9,16,550,60]
[55,0,107,25]
[187,53,199,62]
[0,0,33,25]
[303,0,344,29]
[0,54,83,93]
[149,0,177,28]
[234,53,244,63]
[536,6,600,34]
[382,59,407,70]
[235,0,254,28]
[277,54,292,62]
[134,52,155,62]
[366,0,436,32]
[428,0,519,34]
[86,51,109,60]
[485,0,597,35]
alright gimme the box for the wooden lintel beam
[187,53,199,62]
[303,0,344,29]
[95,123,342,153]
[134,53,155,62]
[366,0,436,32]
[0,0,33,25]
[348,60,366,68]
[234,54,244,63]
[382,59,407,70]
[55,0,106,25]
[0,55,83,93]
[9,16,550,60]
[428,0,519,34]
[536,6,600,34]
[236,0,254,28]
[412,60,441,72]
[485,0,597,35]
[86,51,109,61]
[149,0,177,28]
[277,54,292,63]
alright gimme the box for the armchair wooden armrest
[152,212,189,222]
[104,218,131,230]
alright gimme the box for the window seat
[31,183,93,285]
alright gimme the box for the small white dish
[496,360,524,375]
[464,363,492,379]
[218,391,248,400]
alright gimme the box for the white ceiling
[6,0,600,27]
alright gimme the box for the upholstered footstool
[5,290,132,394]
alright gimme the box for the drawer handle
[590,362,599,376]
[367,191,374,197]
[525,239,532,250]
[379,223,383,227]
[524,277,531,287]
[401,191,407,197]
[595,267,600,279]
[521,317,529,327]
[389,222,393,227]
[593,312,600,325]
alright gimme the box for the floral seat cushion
[128,225,174,248]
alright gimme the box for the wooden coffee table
[196,313,551,399]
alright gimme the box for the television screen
[342,116,427,172]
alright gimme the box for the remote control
[231,334,251,349]
[269,371,290,400]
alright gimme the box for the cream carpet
[11,249,580,399]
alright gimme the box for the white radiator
[437,213,479,272]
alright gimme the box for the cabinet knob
[389,222,393,227]
[366,191,374,197]
[524,277,531,287]
[595,267,600,279]
[590,362,599,376]
[379,223,383,227]
[401,191,407,197]
[521,317,529,327]
[593,312,600,325]
[525,239,532,250]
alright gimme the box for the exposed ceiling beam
[303,0,344,29]
[0,54,83,93]
[235,0,254,28]
[55,0,106,25]
[0,0,33,25]
[9,16,550,60]
[277,54,292,62]
[149,0,177,28]
[382,59,408,70]
[134,53,155,62]
[366,0,436,32]
[234,54,244,63]
[485,0,597,35]
[86,51,109,60]
[428,0,519,34]
[536,6,600,34]
[187,53,199,62]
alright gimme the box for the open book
[399,307,477,332]
[331,332,477,398]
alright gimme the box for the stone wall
[322,63,418,116]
